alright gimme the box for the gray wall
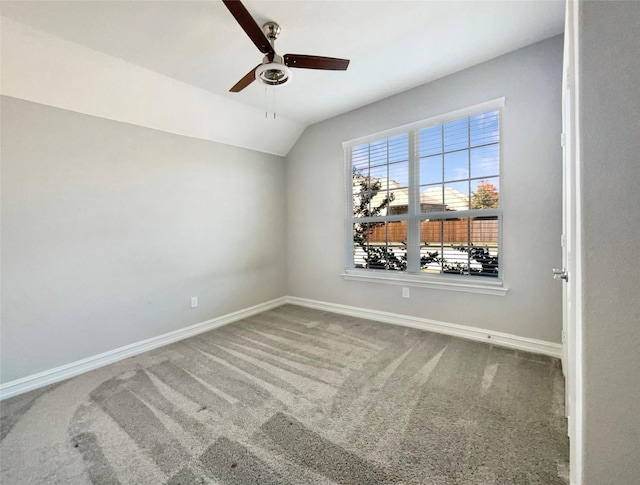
[1,96,287,383]
[286,36,564,343]
[579,2,640,483]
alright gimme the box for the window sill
[341,269,508,296]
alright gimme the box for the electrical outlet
[191,296,198,308]
[402,287,410,298]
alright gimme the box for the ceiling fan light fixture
[255,62,292,87]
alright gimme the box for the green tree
[471,181,499,209]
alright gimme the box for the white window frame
[341,99,508,296]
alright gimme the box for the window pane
[471,177,500,209]
[470,144,499,179]
[352,174,368,217]
[444,150,469,182]
[352,144,370,173]
[420,185,447,212]
[389,186,409,215]
[471,216,499,245]
[444,181,470,211]
[353,221,407,271]
[369,163,387,180]
[420,155,442,185]
[388,134,409,162]
[419,126,442,157]
[369,139,388,165]
[389,160,409,187]
[442,243,472,275]
[443,118,468,152]
[420,220,444,273]
[353,221,371,268]
[470,110,499,147]
[469,216,499,276]
[369,180,391,216]
[353,176,393,217]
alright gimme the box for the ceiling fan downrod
[255,22,291,87]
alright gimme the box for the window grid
[347,106,502,279]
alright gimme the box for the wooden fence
[366,219,498,244]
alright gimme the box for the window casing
[344,100,504,289]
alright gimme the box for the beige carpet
[0,304,569,484]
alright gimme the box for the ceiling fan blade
[222,0,275,57]
[284,54,350,71]
[230,64,260,92]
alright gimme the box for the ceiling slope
[1,1,564,155]
[0,17,305,156]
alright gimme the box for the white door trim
[562,1,583,483]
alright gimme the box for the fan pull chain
[263,86,278,120]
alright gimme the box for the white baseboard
[285,296,563,359]
[0,297,287,401]
[1,295,562,401]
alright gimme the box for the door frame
[561,1,583,483]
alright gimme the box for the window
[344,100,503,287]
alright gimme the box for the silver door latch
[553,268,568,282]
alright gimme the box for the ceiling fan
[222,0,350,92]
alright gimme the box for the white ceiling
[1,0,565,126]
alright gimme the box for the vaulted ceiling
[1,0,565,153]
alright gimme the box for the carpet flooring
[0,304,569,484]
